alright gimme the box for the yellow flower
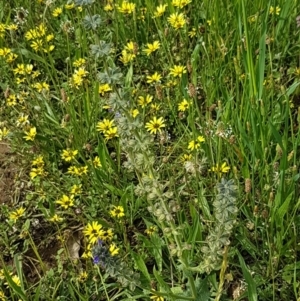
[98,83,112,95]
[167,12,186,30]
[188,135,205,151]
[23,127,36,141]
[210,162,230,175]
[269,6,280,15]
[65,3,75,9]
[46,33,54,41]
[138,95,153,107]
[0,47,11,57]
[125,41,136,54]
[49,214,63,222]
[30,166,45,179]
[153,4,168,18]
[92,156,102,168]
[83,221,105,244]
[6,52,18,63]
[96,119,114,133]
[16,114,29,127]
[104,3,113,11]
[188,27,197,38]
[55,194,74,209]
[150,103,160,112]
[145,117,166,134]
[150,294,164,301]
[109,243,120,256]
[31,39,44,51]
[73,58,85,67]
[75,67,88,77]
[169,64,187,78]
[110,206,125,218]
[77,166,88,176]
[130,109,139,118]
[61,149,78,162]
[147,72,162,84]
[0,127,9,141]
[32,155,44,167]
[77,271,88,282]
[118,1,136,14]
[70,184,82,195]
[9,208,26,222]
[102,229,114,241]
[6,95,17,107]
[180,154,192,162]
[172,0,191,8]
[13,64,25,75]
[119,50,135,65]
[5,275,21,287]
[178,99,190,111]
[104,127,118,141]
[67,166,79,175]
[6,24,18,31]
[143,41,160,56]
[145,226,157,236]
[52,7,63,17]
[33,82,49,92]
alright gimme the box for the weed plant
[0,0,300,300]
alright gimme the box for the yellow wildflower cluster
[168,12,186,30]
[25,23,55,53]
[70,67,89,89]
[30,155,47,179]
[118,1,136,14]
[96,118,118,141]
[9,208,26,223]
[172,0,192,8]
[67,165,88,176]
[119,41,137,65]
[138,94,153,108]
[188,135,205,151]
[82,221,119,258]
[0,47,18,63]
[98,83,112,96]
[209,162,230,176]
[12,63,41,85]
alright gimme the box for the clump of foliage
[0,0,299,300]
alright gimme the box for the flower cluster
[96,118,118,141]
[24,23,55,53]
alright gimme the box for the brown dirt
[0,142,15,205]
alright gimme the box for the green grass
[0,0,299,300]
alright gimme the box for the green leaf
[237,250,257,301]
[131,251,151,282]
